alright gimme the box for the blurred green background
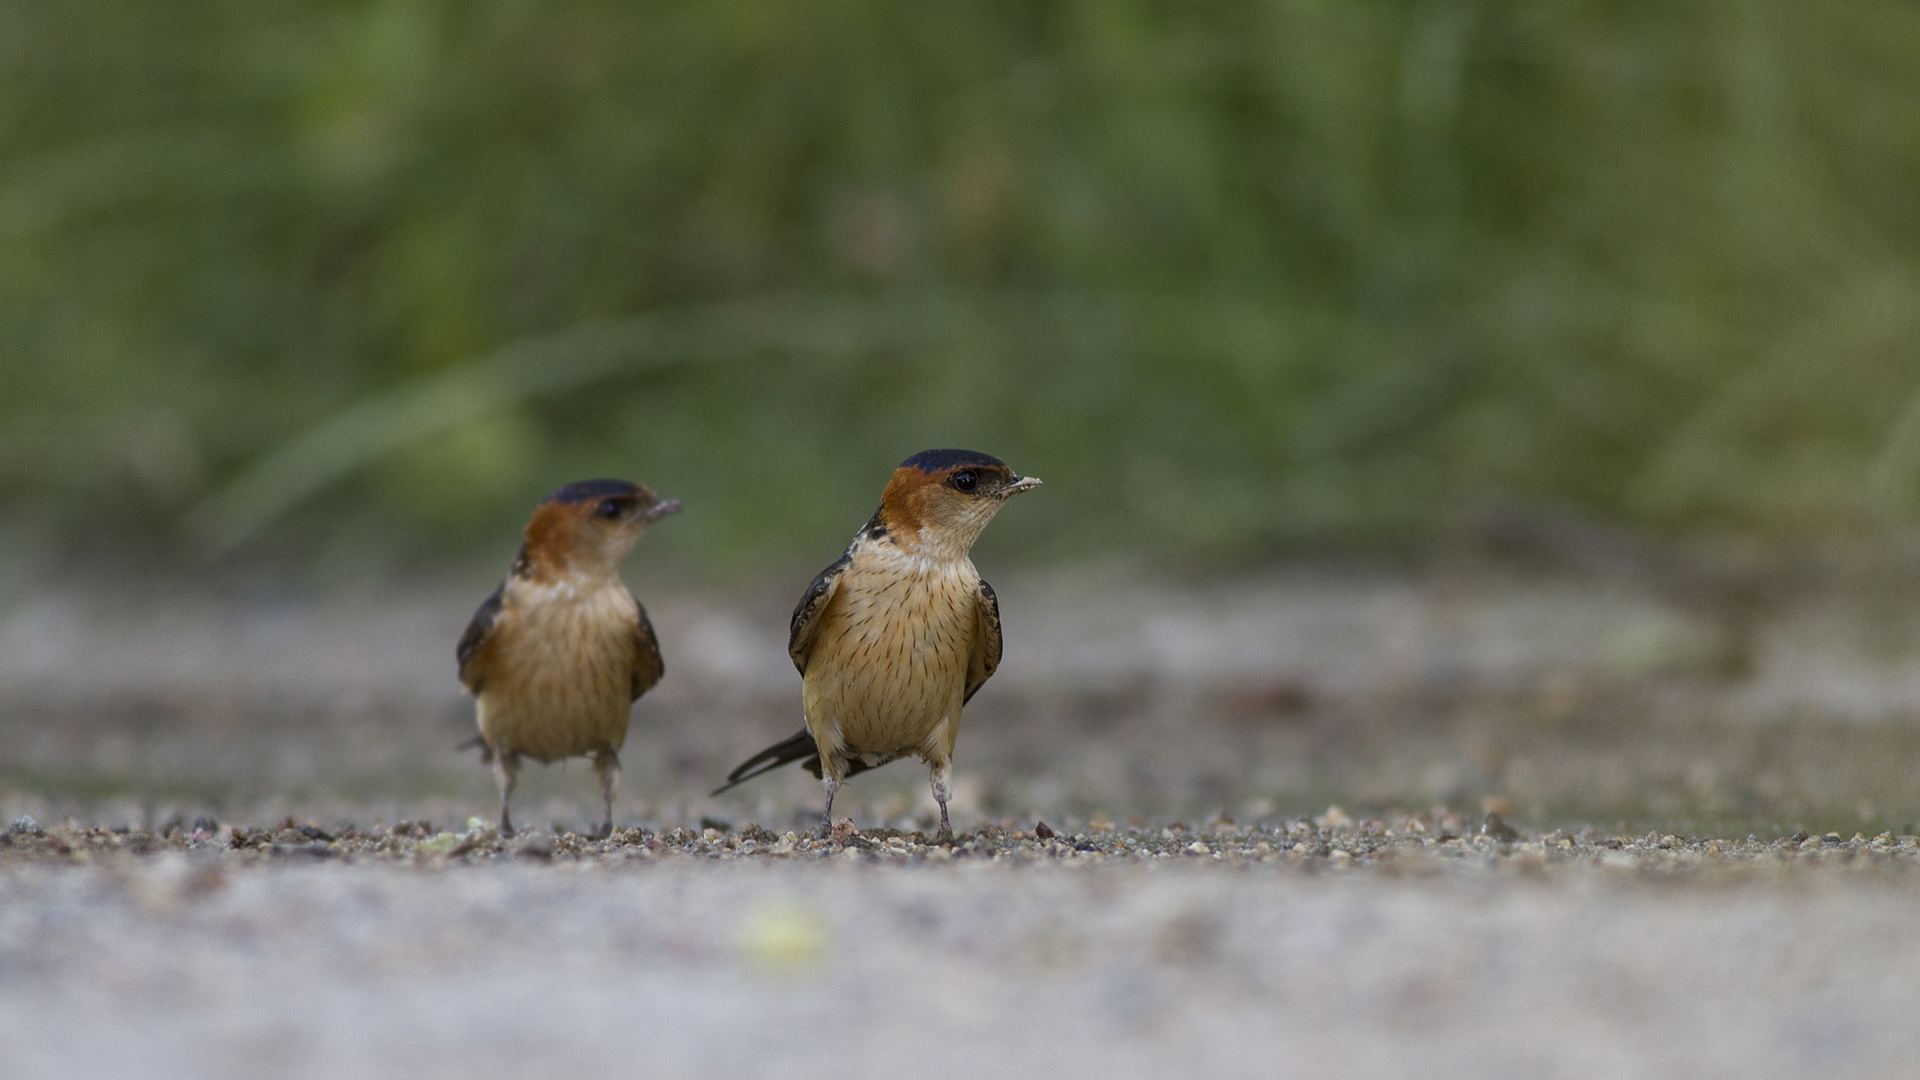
[6,0,1920,578]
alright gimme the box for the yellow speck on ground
[737,900,827,971]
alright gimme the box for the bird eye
[596,499,625,520]
[951,470,979,493]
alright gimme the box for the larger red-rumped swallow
[713,449,1040,840]
[456,479,680,836]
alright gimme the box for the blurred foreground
[5,823,1920,1080]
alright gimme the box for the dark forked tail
[710,729,883,796]
[711,729,819,796]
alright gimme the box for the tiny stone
[1034,821,1056,840]
[1482,812,1521,842]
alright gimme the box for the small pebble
[1482,812,1521,842]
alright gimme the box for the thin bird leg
[929,758,954,844]
[591,748,621,838]
[819,775,840,839]
[493,749,520,837]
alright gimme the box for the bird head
[520,478,680,581]
[878,449,1040,558]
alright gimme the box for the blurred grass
[4,1,1920,575]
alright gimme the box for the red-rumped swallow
[713,449,1040,841]
[456,479,680,836]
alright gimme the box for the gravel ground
[6,812,1920,1080]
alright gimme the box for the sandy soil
[6,568,1920,1078]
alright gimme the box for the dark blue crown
[545,478,645,505]
[898,449,1008,474]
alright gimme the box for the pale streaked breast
[803,551,980,761]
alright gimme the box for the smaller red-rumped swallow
[456,479,680,836]
[713,449,1040,840]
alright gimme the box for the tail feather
[456,735,494,764]
[709,729,886,797]
[711,729,819,796]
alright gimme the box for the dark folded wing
[631,597,664,700]
[964,578,1002,704]
[788,549,852,675]
[456,585,504,694]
